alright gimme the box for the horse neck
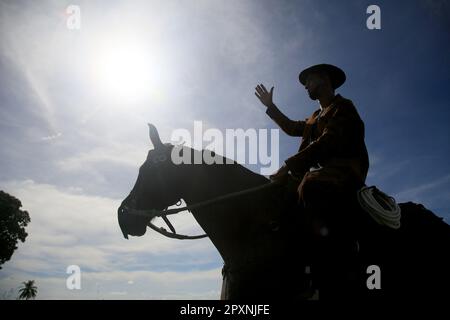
[176,148,275,264]
[179,150,268,203]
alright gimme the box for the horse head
[118,124,183,239]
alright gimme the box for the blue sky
[0,0,449,299]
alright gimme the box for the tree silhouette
[18,280,37,300]
[0,190,31,269]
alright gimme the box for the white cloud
[0,1,67,134]
[56,143,146,172]
[41,132,62,141]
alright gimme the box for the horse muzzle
[117,205,150,239]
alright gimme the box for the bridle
[120,179,283,240]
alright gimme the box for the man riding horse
[116,63,450,299]
[255,64,370,295]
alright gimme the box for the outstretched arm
[255,84,305,137]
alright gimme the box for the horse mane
[176,145,270,189]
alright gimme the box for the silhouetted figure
[118,124,450,300]
[256,64,370,297]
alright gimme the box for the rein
[122,179,283,240]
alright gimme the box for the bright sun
[92,36,165,103]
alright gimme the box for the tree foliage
[0,190,31,269]
[18,280,37,300]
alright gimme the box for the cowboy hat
[299,64,346,89]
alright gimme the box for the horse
[118,124,450,300]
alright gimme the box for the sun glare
[91,35,166,103]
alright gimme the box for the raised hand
[255,84,274,108]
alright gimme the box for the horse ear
[148,123,164,149]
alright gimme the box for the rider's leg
[297,171,361,299]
